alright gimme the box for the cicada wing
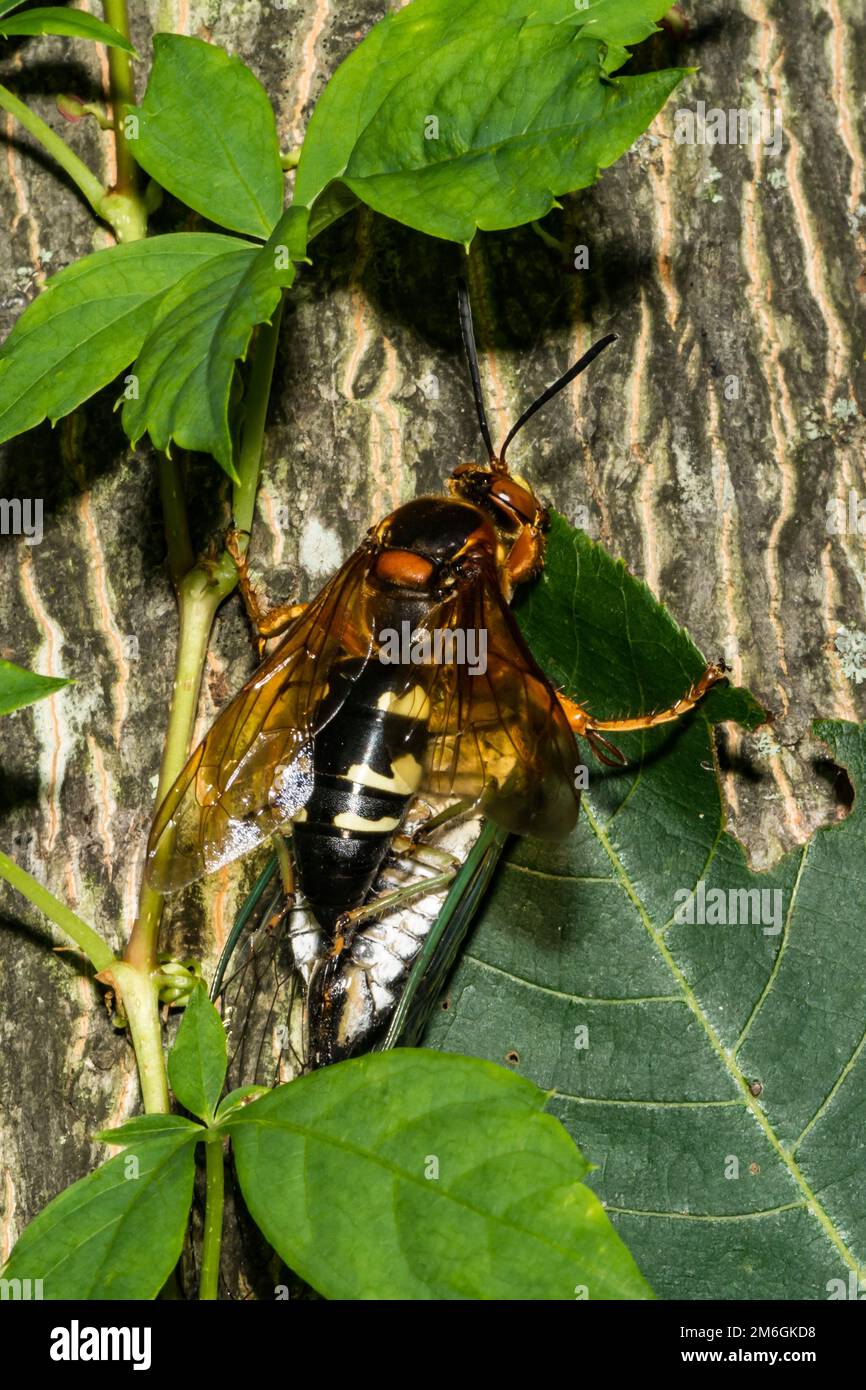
[421,564,580,839]
[219,876,307,1090]
[146,543,379,892]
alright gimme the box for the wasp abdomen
[292,659,428,933]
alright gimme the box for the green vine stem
[0,851,114,973]
[200,1136,226,1300]
[0,82,107,219]
[100,0,147,241]
[0,17,145,245]
[110,962,170,1112]
[157,457,195,586]
[127,568,227,974]
[102,0,138,193]
[2,11,285,1126]
[126,304,286,981]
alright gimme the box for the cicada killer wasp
[146,282,725,1073]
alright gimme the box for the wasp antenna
[457,278,496,464]
[499,332,618,468]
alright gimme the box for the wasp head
[448,461,548,540]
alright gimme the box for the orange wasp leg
[503,524,545,587]
[226,529,308,656]
[559,663,728,767]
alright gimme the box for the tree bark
[1,0,864,1289]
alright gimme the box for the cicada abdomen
[214,797,506,1086]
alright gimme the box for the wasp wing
[421,562,580,838]
[146,543,378,892]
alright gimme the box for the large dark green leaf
[1,1122,197,1299]
[295,0,686,244]
[0,658,69,715]
[0,233,253,445]
[128,35,284,238]
[122,208,308,478]
[424,516,866,1300]
[227,1048,652,1300]
[0,7,136,52]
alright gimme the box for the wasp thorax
[375,496,497,573]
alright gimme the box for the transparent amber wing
[421,564,580,839]
[146,543,378,892]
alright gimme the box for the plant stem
[125,572,225,975]
[101,0,139,195]
[100,0,147,241]
[0,74,145,242]
[0,851,114,973]
[126,305,286,974]
[200,1137,225,1300]
[233,302,285,538]
[157,457,194,590]
[111,962,170,1112]
[0,82,106,217]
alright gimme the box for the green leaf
[295,0,687,243]
[0,2,26,19]
[579,0,672,42]
[0,233,254,445]
[128,34,283,238]
[0,658,69,715]
[0,7,136,53]
[1,1131,196,1299]
[215,1084,270,1120]
[94,1114,203,1147]
[518,513,764,735]
[227,1048,652,1300]
[423,515,866,1299]
[168,984,227,1121]
[122,208,308,478]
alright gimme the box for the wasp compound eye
[489,476,539,525]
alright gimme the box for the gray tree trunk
[1,0,864,1292]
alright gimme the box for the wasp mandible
[147,283,725,1065]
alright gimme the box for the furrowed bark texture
[1,0,865,1294]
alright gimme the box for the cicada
[147,284,725,1072]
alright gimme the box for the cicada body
[215,797,503,1080]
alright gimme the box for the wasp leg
[333,867,458,938]
[389,837,462,872]
[226,529,308,657]
[559,663,728,763]
[504,523,545,588]
[335,836,465,937]
[413,795,479,838]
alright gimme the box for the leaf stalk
[199,1135,225,1300]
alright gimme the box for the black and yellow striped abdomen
[292,658,429,934]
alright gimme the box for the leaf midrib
[583,799,866,1282]
[140,90,277,236]
[238,1112,594,1269]
[344,110,623,185]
